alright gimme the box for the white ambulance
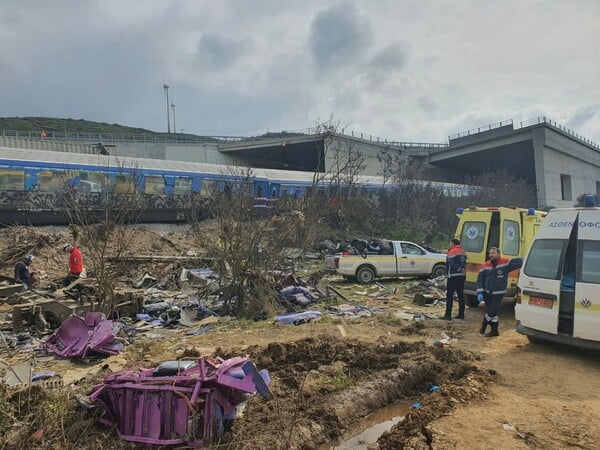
[516,195,600,350]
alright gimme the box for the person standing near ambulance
[63,243,83,285]
[442,239,467,320]
[477,246,522,336]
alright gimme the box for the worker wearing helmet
[476,247,522,336]
[14,255,35,288]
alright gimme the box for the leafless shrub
[61,161,142,313]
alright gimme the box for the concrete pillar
[531,128,547,208]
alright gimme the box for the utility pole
[163,83,171,133]
[171,101,176,134]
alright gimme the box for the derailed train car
[0,146,477,225]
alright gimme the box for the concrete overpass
[218,127,446,173]
[3,116,598,208]
[429,117,600,208]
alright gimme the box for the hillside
[0,117,304,141]
[0,116,207,140]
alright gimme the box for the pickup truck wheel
[356,266,375,284]
[431,264,446,278]
[466,295,480,308]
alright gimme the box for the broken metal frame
[89,356,272,447]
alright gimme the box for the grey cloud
[417,96,436,114]
[309,2,373,70]
[568,105,598,129]
[196,34,248,68]
[370,43,408,71]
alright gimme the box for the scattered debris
[134,272,157,288]
[434,332,457,345]
[405,277,448,306]
[275,311,322,325]
[0,359,33,386]
[45,312,124,358]
[327,285,373,314]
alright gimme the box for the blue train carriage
[0,146,478,225]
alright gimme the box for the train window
[281,188,288,197]
[144,175,165,194]
[256,185,264,198]
[0,169,25,190]
[201,179,217,196]
[114,174,136,193]
[79,180,102,192]
[80,171,106,186]
[38,170,65,191]
[174,177,192,195]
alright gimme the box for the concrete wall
[165,144,241,165]
[540,128,600,208]
[0,136,95,154]
[449,124,514,146]
[323,135,407,176]
[111,143,166,159]
[112,142,243,166]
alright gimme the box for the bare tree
[465,169,537,207]
[191,166,290,317]
[296,116,373,238]
[61,160,142,313]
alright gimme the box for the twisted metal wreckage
[89,356,273,447]
[40,311,273,447]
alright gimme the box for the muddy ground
[1,225,599,449]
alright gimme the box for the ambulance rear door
[459,211,492,265]
[573,209,600,341]
[517,210,577,334]
[499,208,523,293]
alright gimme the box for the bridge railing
[448,116,599,150]
[0,129,245,144]
[245,126,448,150]
[516,117,599,150]
[448,119,514,140]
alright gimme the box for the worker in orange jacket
[63,243,83,286]
[442,239,467,320]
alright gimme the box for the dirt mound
[375,366,497,449]
[219,338,482,450]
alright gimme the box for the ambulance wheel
[431,264,446,278]
[356,266,375,284]
[466,295,480,308]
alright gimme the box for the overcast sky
[0,0,598,142]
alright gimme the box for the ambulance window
[460,221,486,253]
[579,241,600,284]
[524,239,565,280]
[502,220,520,256]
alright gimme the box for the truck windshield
[460,221,486,253]
[524,239,566,280]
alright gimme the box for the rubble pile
[405,276,448,306]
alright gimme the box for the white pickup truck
[326,240,447,284]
